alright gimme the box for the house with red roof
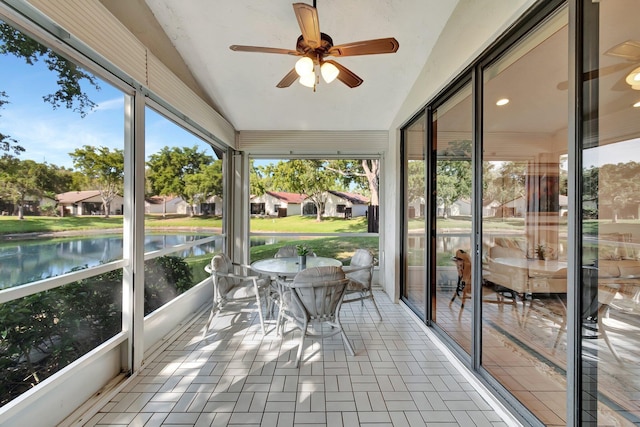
[250,191,307,217]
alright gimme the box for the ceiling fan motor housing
[297,33,334,59]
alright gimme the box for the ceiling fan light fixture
[299,73,316,88]
[320,62,339,83]
[625,66,640,89]
[295,56,314,77]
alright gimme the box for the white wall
[324,192,367,218]
[383,0,536,301]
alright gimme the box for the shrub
[0,255,194,406]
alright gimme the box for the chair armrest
[231,261,253,270]
[343,264,374,274]
[230,261,266,277]
[212,270,261,283]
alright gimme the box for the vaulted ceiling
[101,0,460,131]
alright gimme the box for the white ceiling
[142,0,459,131]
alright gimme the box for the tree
[250,160,269,197]
[0,92,24,155]
[434,140,472,218]
[582,165,599,218]
[41,164,85,196]
[407,160,425,207]
[1,22,100,118]
[599,161,640,222]
[0,157,48,219]
[269,159,335,221]
[69,146,124,218]
[146,146,214,216]
[325,159,379,205]
[436,159,471,218]
[183,160,223,215]
[484,161,527,217]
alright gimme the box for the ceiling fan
[229,1,399,90]
[556,39,640,91]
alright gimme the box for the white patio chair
[277,266,355,367]
[202,253,270,338]
[342,249,382,321]
[268,245,316,317]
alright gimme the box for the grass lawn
[0,213,588,236]
[0,214,368,235]
[0,215,126,234]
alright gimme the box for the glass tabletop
[251,256,342,277]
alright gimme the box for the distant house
[0,195,55,216]
[408,197,425,218]
[56,190,124,216]
[145,195,223,216]
[492,194,569,217]
[498,196,526,217]
[250,191,306,217]
[481,199,500,217]
[321,190,369,218]
[436,198,471,217]
[145,196,182,214]
[198,195,223,216]
[451,198,471,216]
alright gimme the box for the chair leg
[598,305,623,364]
[340,326,355,356]
[254,286,266,335]
[276,308,283,336]
[368,290,382,321]
[295,321,307,368]
[202,301,221,338]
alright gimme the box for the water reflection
[0,234,219,289]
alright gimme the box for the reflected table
[251,256,342,278]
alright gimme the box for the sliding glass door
[432,85,473,353]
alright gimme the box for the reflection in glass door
[402,115,427,317]
[580,0,640,424]
[481,9,569,426]
[432,85,473,353]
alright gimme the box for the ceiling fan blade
[324,60,363,88]
[230,45,300,55]
[328,37,399,57]
[276,68,299,88]
[556,62,634,90]
[293,3,321,50]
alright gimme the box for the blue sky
[1,52,212,169]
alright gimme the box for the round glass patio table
[251,256,342,278]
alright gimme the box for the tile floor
[83,290,520,427]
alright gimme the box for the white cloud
[93,96,125,112]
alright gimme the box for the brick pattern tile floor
[84,290,518,427]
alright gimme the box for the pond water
[0,234,221,289]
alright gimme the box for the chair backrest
[346,249,374,287]
[274,245,316,258]
[453,249,472,288]
[209,253,238,297]
[290,266,349,321]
